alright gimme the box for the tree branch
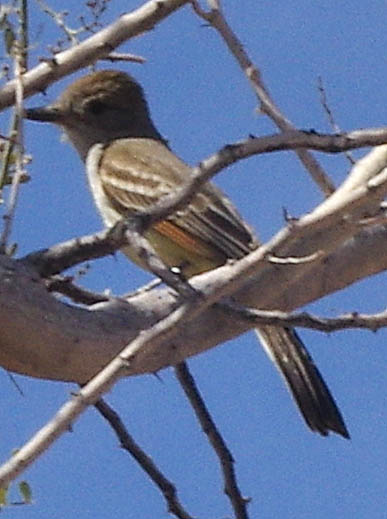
[94,398,194,519]
[219,303,387,333]
[191,0,335,196]
[0,284,210,488]
[0,222,385,487]
[21,129,387,281]
[0,0,189,110]
[175,362,249,519]
[3,143,386,384]
[1,224,385,384]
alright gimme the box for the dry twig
[94,398,194,519]
[190,0,336,196]
[175,362,250,519]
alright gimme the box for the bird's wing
[99,138,258,260]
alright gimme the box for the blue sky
[1,1,387,518]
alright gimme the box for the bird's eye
[86,99,108,115]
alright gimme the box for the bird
[25,69,349,438]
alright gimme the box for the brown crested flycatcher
[26,70,349,438]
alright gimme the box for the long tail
[255,326,349,438]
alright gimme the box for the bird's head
[26,70,162,160]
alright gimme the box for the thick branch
[1,144,387,382]
[0,221,385,383]
[2,222,386,486]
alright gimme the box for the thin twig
[122,277,162,299]
[36,0,84,46]
[317,76,355,165]
[102,52,146,63]
[267,250,322,264]
[43,269,387,333]
[175,362,250,519]
[19,0,28,71]
[0,0,189,110]
[190,0,336,197]
[46,276,110,305]
[0,112,18,201]
[0,40,26,251]
[0,0,28,248]
[94,398,194,519]
[218,301,387,333]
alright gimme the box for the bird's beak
[24,105,64,124]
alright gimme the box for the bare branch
[94,398,194,519]
[317,76,356,165]
[1,134,387,492]
[175,362,250,519]
[102,51,146,63]
[21,128,387,278]
[0,0,189,110]
[0,39,27,251]
[23,221,195,297]
[0,286,207,488]
[2,225,386,487]
[18,0,28,71]
[220,302,387,333]
[190,0,335,196]
[0,224,385,384]
[46,275,110,305]
[37,0,82,46]
[22,225,122,276]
